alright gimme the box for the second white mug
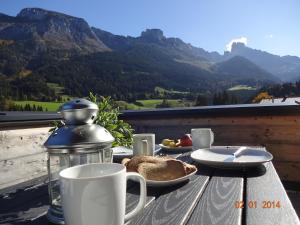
[191,128,214,150]
[133,133,155,156]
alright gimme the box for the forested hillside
[0,8,288,110]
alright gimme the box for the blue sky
[1,0,300,56]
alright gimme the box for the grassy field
[228,85,257,91]
[14,101,62,111]
[154,87,189,95]
[12,84,255,112]
[14,98,194,112]
[137,99,192,108]
[14,84,193,111]
[14,83,76,111]
[227,85,258,103]
[115,101,145,110]
[137,99,163,108]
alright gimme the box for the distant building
[260,97,300,105]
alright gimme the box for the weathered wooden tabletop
[0,150,299,225]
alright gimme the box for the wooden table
[1,150,299,225]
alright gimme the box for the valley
[1,8,299,110]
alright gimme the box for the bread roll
[122,156,196,181]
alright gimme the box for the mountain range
[227,42,300,81]
[0,8,299,101]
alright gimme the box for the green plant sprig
[88,92,134,147]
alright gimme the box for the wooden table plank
[246,162,300,225]
[186,169,244,225]
[126,185,156,214]
[128,164,212,225]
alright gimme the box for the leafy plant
[49,120,64,133]
[88,93,134,147]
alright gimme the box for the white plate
[112,146,133,158]
[112,145,161,160]
[159,144,192,152]
[145,168,197,187]
[191,146,273,168]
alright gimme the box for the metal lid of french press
[44,99,114,152]
[59,98,99,125]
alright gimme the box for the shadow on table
[244,164,267,177]
[1,214,51,225]
[127,164,213,199]
[0,183,50,225]
[195,163,267,178]
[0,197,49,225]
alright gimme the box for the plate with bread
[159,134,193,151]
[122,155,197,187]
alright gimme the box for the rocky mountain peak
[230,42,247,52]
[140,29,166,42]
[0,8,109,53]
[17,8,66,21]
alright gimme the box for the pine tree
[156,99,171,108]
[195,95,208,106]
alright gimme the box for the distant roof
[260,97,300,105]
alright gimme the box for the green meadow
[14,99,194,111]
[14,101,63,111]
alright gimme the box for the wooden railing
[120,104,300,182]
[0,103,300,189]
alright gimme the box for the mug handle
[125,172,147,221]
[142,139,148,154]
[210,130,214,145]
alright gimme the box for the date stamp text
[235,201,281,209]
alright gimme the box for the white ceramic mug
[59,163,146,225]
[191,128,214,150]
[133,133,155,156]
